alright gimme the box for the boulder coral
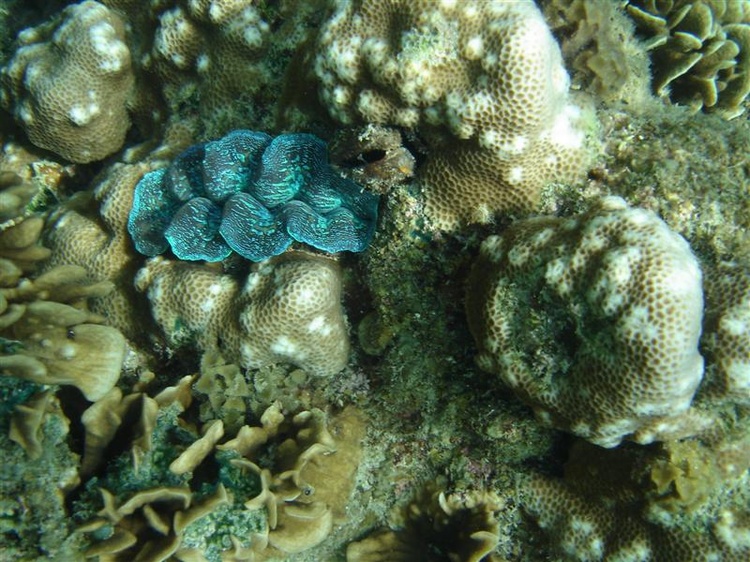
[312,0,589,229]
[135,251,350,377]
[520,471,750,561]
[0,1,135,163]
[701,262,750,404]
[466,197,705,448]
[44,161,159,340]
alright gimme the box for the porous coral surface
[312,0,590,229]
[466,196,705,448]
[0,1,134,163]
[1,2,749,561]
[135,251,350,378]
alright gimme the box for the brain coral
[135,251,349,377]
[466,196,705,448]
[128,130,380,262]
[625,0,750,118]
[0,1,134,163]
[312,0,588,229]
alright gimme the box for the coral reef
[135,251,350,377]
[466,196,705,448]
[0,1,134,162]
[128,129,380,262]
[540,0,653,106]
[520,470,749,562]
[0,206,125,401]
[701,261,750,403]
[520,430,750,562]
[79,382,365,561]
[625,0,750,118]
[44,161,157,340]
[347,482,503,562]
[1,1,749,561]
[311,0,590,229]
[0,386,84,559]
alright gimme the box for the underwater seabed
[0,1,749,561]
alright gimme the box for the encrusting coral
[0,0,135,163]
[466,196,705,448]
[625,0,750,118]
[135,251,350,377]
[519,431,750,562]
[127,129,380,262]
[312,0,590,229]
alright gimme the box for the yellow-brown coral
[312,0,589,229]
[626,0,750,118]
[347,483,503,562]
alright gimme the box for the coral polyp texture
[702,262,750,403]
[0,1,134,163]
[625,0,750,118]
[520,472,750,561]
[135,251,349,377]
[127,130,379,262]
[465,196,705,448]
[312,0,588,229]
[145,0,270,114]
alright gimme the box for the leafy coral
[625,0,750,118]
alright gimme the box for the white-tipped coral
[0,1,134,163]
[135,251,349,377]
[466,197,705,447]
[313,0,589,228]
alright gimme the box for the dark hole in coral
[360,149,387,164]
[56,386,89,455]
[338,149,387,169]
[558,319,580,360]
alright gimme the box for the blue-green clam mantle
[127,130,379,262]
